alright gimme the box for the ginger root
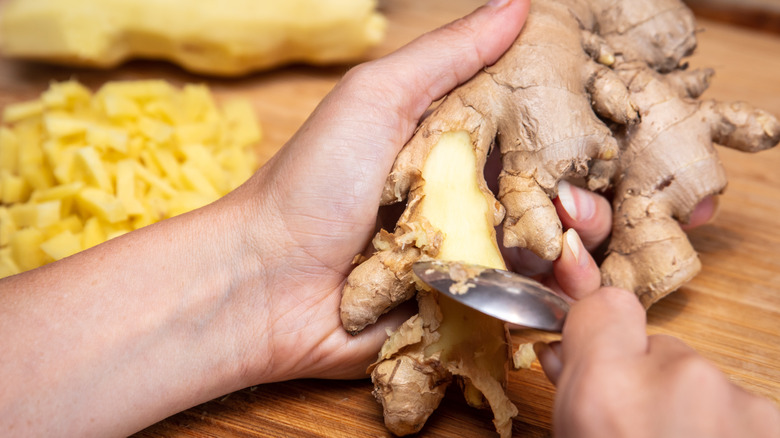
[0,0,385,76]
[342,0,780,435]
[363,130,516,437]
[602,63,780,306]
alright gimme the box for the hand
[231,0,532,382]
[536,287,780,438]
[0,2,535,435]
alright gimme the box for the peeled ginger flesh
[0,0,387,76]
[0,80,261,278]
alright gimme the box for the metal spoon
[412,260,569,332]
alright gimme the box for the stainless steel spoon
[412,260,569,332]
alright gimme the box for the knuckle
[341,62,405,108]
[443,16,478,40]
[342,62,380,87]
[667,354,722,388]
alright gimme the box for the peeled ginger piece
[0,0,386,76]
[0,80,261,278]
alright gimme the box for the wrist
[198,173,292,386]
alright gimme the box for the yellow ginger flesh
[419,131,514,425]
[370,131,516,437]
[0,0,386,76]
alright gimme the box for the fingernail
[557,180,594,222]
[487,0,512,7]
[565,229,588,268]
[702,195,720,225]
[557,180,578,220]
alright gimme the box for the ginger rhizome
[602,63,780,306]
[341,0,780,436]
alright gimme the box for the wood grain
[0,0,777,436]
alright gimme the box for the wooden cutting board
[1,1,777,436]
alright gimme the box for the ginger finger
[498,172,563,260]
[704,101,780,153]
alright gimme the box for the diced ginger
[99,80,173,101]
[3,100,44,124]
[150,149,182,186]
[41,81,92,109]
[0,79,261,277]
[34,200,61,228]
[8,203,36,228]
[104,225,131,241]
[43,112,90,138]
[51,148,77,184]
[76,146,113,193]
[76,188,128,224]
[176,123,218,145]
[43,215,83,239]
[0,127,19,173]
[222,100,262,146]
[16,122,54,190]
[143,100,178,124]
[132,162,176,197]
[180,163,218,198]
[99,93,141,120]
[31,182,84,202]
[1,169,29,203]
[115,160,145,216]
[87,125,128,153]
[138,117,173,143]
[182,84,218,122]
[0,207,16,246]
[167,191,214,217]
[81,217,105,250]
[9,228,47,271]
[181,144,228,192]
[40,230,81,261]
[0,247,20,277]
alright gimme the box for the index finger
[561,287,648,364]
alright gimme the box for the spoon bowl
[412,260,569,332]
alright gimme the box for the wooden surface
[685,0,780,34]
[1,1,778,436]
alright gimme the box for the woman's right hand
[537,286,780,438]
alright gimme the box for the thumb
[346,0,532,132]
[539,287,647,386]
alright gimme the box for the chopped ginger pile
[0,80,261,278]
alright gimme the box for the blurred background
[685,0,780,34]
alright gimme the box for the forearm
[0,194,270,437]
